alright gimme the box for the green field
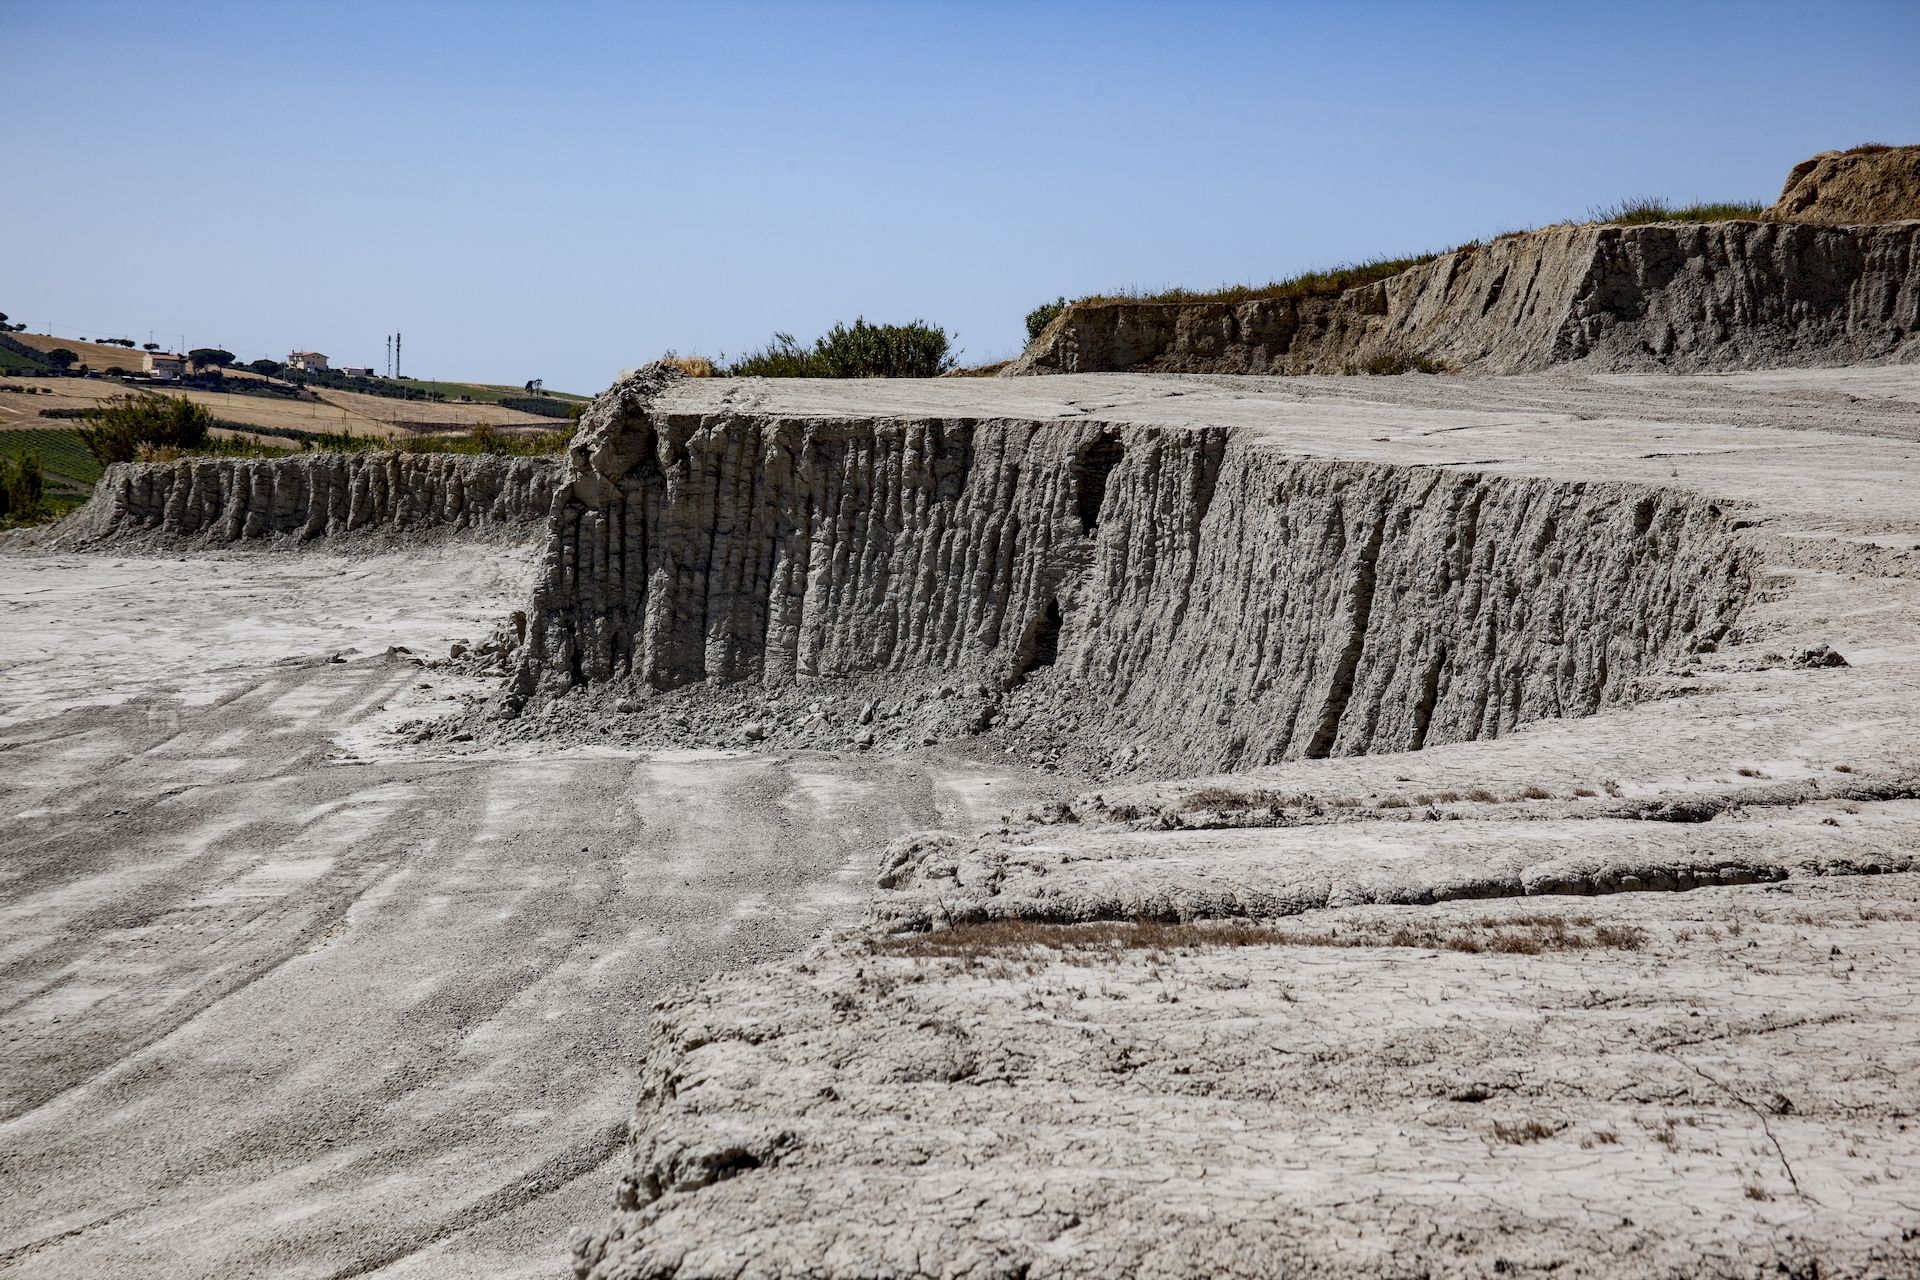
[0,428,104,498]
[401,379,589,404]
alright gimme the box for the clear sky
[6,0,1917,394]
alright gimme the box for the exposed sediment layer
[511,368,1750,773]
[65,451,558,545]
[1768,143,1920,225]
[1006,220,1920,377]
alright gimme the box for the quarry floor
[0,547,1063,1278]
[7,366,1920,1278]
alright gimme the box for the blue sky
[6,1,1917,394]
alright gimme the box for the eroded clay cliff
[67,451,557,545]
[506,367,1751,773]
[1005,220,1920,377]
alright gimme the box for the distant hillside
[7,332,151,371]
[0,334,51,375]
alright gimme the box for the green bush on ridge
[727,318,955,378]
[1025,297,1067,342]
[78,396,225,464]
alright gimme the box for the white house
[287,351,329,372]
[337,366,375,378]
[143,351,185,379]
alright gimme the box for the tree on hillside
[248,358,285,376]
[45,348,78,371]
[188,347,235,370]
[143,343,160,352]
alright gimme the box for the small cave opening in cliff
[1012,599,1063,686]
[1075,435,1125,533]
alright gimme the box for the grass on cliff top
[1061,194,1768,311]
[1073,252,1449,307]
[1585,196,1768,225]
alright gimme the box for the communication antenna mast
[386,334,392,378]
[396,332,402,379]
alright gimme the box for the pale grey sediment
[63,450,557,545]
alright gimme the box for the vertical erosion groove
[1012,599,1063,686]
[78,453,556,543]
[1074,435,1125,533]
[514,410,1752,772]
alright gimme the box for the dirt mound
[1769,143,1920,225]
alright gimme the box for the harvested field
[4,332,152,371]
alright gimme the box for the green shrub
[0,451,45,524]
[78,395,216,464]
[1025,297,1067,342]
[727,318,955,378]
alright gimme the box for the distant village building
[287,351,329,372]
[143,351,185,379]
[337,366,375,378]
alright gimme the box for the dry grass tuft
[1592,924,1648,951]
[1514,785,1555,801]
[1180,786,1307,813]
[1586,196,1767,225]
[1492,1119,1558,1145]
[660,353,719,377]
